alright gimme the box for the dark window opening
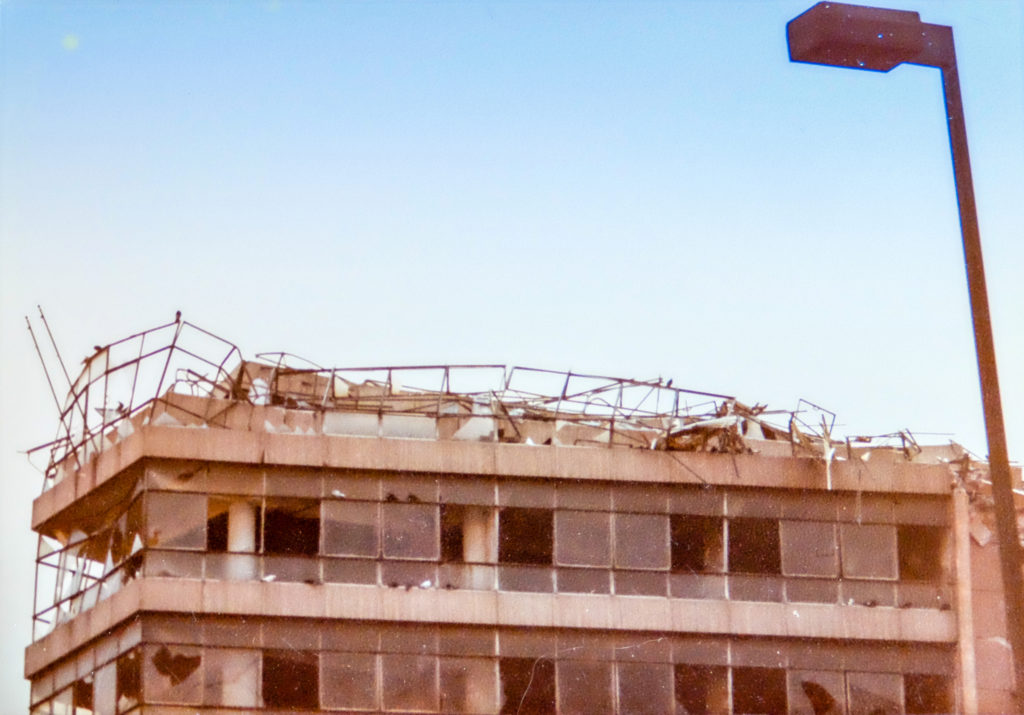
[671,515,723,573]
[905,673,953,714]
[207,510,229,552]
[72,677,93,711]
[264,502,320,555]
[674,664,727,715]
[499,508,552,565]
[728,518,781,574]
[499,657,555,714]
[732,666,787,715]
[441,504,466,563]
[263,650,319,710]
[898,525,945,581]
[116,649,141,710]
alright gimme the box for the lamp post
[787,2,1024,710]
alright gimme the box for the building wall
[28,445,961,714]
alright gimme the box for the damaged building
[23,317,1023,713]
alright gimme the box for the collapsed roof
[27,316,984,494]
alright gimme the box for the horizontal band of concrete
[34,424,952,529]
[25,576,956,677]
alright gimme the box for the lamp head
[787,2,949,71]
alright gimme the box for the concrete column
[462,506,495,590]
[954,487,978,715]
[227,501,258,580]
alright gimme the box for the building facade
[23,319,1015,713]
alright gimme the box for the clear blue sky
[1,0,1021,706]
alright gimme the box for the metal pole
[941,52,1024,711]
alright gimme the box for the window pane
[498,508,553,565]
[145,492,206,550]
[788,670,846,715]
[382,654,438,711]
[905,673,953,714]
[262,649,319,709]
[558,660,612,715]
[840,524,897,579]
[847,671,901,715]
[733,666,786,715]
[674,665,728,715]
[203,648,260,707]
[617,662,673,715]
[728,518,781,574]
[323,501,379,556]
[671,515,723,574]
[780,521,838,577]
[499,658,554,714]
[554,511,610,566]
[615,513,669,570]
[382,503,439,559]
[264,500,320,556]
[322,652,377,710]
[144,644,202,705]
[897,525,946,581]
[440,657,497,713]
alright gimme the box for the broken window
[780,521,838,577]
[441,504,465,563]
[382,502,439,560]
[262,649,319,710]
[615,513,669,570]
[732,666,787,715]
[847,671,901,715]
[115,649,141,712]
[904,673,953,714]
[671,515,724,573]
[728,518,781,574]
[321,652,378,710]
[554,510,610,567]
[499,657,555,714]
[674,664,728,715]
[381,654,438,711]
[323,501,379,556]
[897,525,946,581]
[498,508,553,565]
[206,499,261,554]
[263,499,320,556]
[207,501,229,552]
[145,644,202,704]
[840,524,898,580]
[788,671,845,715]
[72,676,94,713]
[617,662,673,715]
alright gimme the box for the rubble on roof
[28,317,1017,497]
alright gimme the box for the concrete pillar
[954,487,978,715]
[462,506,495,590]
[227,501,258,580]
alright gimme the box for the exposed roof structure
[31,316,969,495]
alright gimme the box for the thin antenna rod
[25,317,63,414]
[37,306,72,389]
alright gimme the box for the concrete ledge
[24,577,958,677]
[34,425,952,528]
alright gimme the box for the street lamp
[787,2,1024,710]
